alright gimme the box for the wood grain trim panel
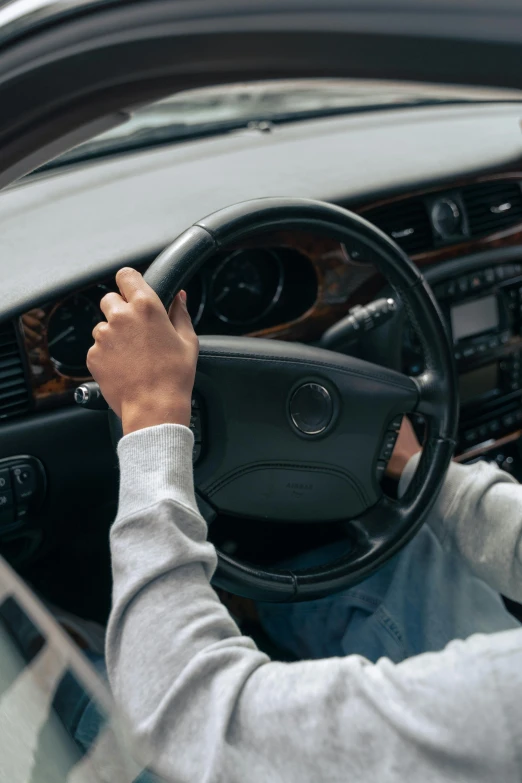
[246,231,376,341]
[21,305,91,408]
[455,430,521,462]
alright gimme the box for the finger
[26,309,46,319]
[100,291,126,320]
[169,291,194,336]
[22,314,42,329]
[23,327,41,345]
[115,267,156,303]
[92,321,109,342]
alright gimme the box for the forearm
[400,454,522,601]
[107,426,522,783]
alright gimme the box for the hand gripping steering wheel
[118,199,459,602]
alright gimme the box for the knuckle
[99,293,112,309]
[92,321,109,341]
[109,307,125,325]
[134,291,156,316]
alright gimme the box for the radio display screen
[459,363,499,404]
[450,295,499,342]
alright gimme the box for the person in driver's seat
[88,268,521,782]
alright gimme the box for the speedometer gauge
[210,249,283,325]
[47,293,102,377]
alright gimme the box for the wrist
[386,446,422,480]
[121,397,192,435]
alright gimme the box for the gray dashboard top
[1,102,522,319]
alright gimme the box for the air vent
[361,198,433,255]
[462,181,522,237]
[0,321,31,422]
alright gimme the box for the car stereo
[407,262,522,451]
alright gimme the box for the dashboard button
[380,433,397,460]
[0,490,15,529]
[446,281,457,298]
[0,469,11,492]
[464,429,477,444]
[503,414,515,429]
[489,419,501,435]
[376,461,387,481]
[190,411,202,442]
[484,268,495,284]
[477,425,488,439]
[457,277,469,294]
[11,464,36,502]
[389,415,403,431]
[0,490,13,511]
[462,346,476,358]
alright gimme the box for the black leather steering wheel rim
[138,198,458,602]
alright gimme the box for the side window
[0,574,158,782]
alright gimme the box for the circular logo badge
[289,383,333,435]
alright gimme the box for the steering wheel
[117,198,458,602]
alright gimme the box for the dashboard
[2,102,522,559]
[13,171,522,463]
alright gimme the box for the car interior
[1,2,522,778]
[2,75,522,640]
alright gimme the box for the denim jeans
[256,522,520,663]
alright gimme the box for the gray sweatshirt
[106,424,522,783]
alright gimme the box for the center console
[405,258,522,456]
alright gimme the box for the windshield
[38,79,522,171]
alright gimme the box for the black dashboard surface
[1,102,522,321]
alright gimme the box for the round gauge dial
[210,249,283,325]
[47,293,102,376]
[431,198,463,238]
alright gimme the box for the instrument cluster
[29,246,318,379]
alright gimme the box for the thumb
[168,290,194,335]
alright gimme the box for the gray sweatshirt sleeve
[399,453,522,602]
[106,425,522,783]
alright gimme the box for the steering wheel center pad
[196,335,418,522]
